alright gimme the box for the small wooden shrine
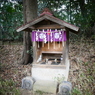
[17,8,79,65]
[17,8,79,93]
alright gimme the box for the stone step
[33,80,58,94]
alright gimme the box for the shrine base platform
[33,80,58,94]
[32,59,70,82]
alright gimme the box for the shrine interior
[36,40,64,65]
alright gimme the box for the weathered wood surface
[36,42,63,62]
[33,42,37,63]
[62,30,69,65]
[17,14,79,33]
[42,51,62,54]
[41,42,63,53]
[33,24,65,29]
[17,16,46,32]
[44,15,79,32]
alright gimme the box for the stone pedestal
[33,80,58,94]
[32,60,70,82]
[21,60,70,94]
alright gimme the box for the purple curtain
[31,30,67,42]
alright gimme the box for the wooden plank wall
[41,42,63,53]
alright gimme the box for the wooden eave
[17,14,79,33]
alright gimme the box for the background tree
[20,0,37,64]
[0,0,95,64]
[39,0,95,36]
[0,1,23,41]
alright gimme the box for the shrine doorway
[36,41,63,64]
[31,29,67,64]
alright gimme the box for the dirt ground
[0,39,95,94]
[0,45,31,87]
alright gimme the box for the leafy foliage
[0,1,23,40]
[38,0,95,38]
[0,0,95,40]
[0,77,20,95]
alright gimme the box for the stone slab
[32,60,70,82]
[20,88,33,95]
[33,80,58,94]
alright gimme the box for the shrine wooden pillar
[62,30,69,65]
[33,42,37,63]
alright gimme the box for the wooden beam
[62,42,67,65]
[17,14,79,33]
[24,28,32,32]
[32,24,65,29]
[17,16,46,32]
[21,24,65,32]
[44,15,79,32]
[32,42,37,63]
[62,30,69,65]
[42,51,62,54]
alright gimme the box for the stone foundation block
[33,80,58,94]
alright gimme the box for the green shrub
[72,87,82,95]
[0,78,20,95]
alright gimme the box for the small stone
[21,76,34,90]
[58,81,72,95]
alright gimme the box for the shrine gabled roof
[17,9,79,33]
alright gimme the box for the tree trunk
[20,0,37,64]
[78,0,87,17]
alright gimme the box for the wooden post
[62,30,69,65]
[33,42,37,63]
